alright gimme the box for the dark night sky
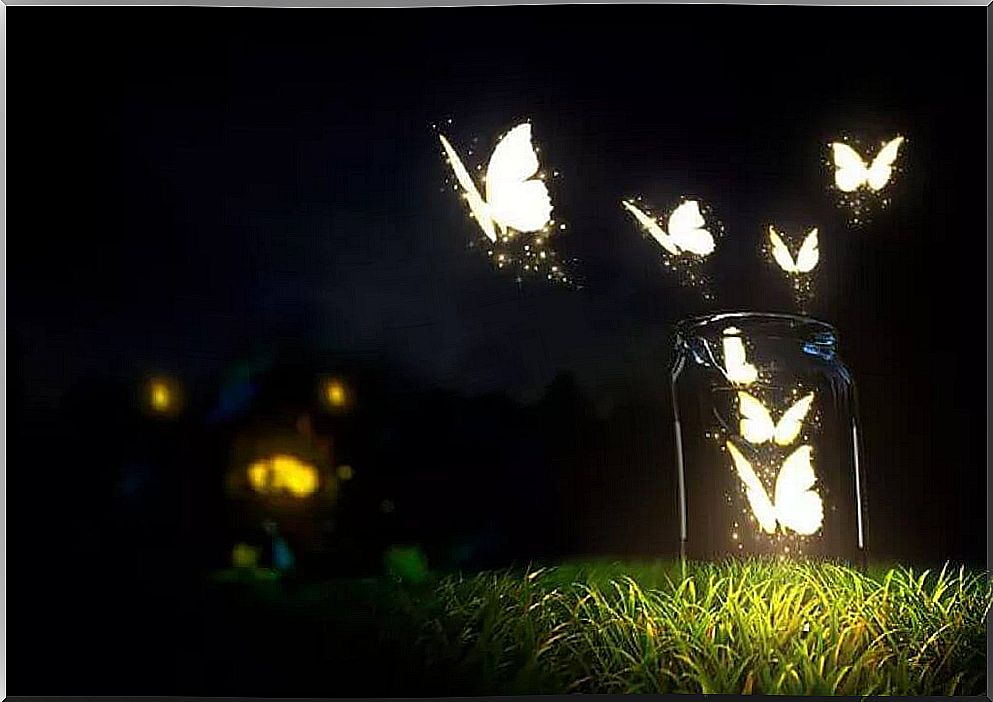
[9,7,988,564]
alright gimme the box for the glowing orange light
[146,377,180,416]
[151,382,170,410]
[324,379,348,409]
[247,454,319,498]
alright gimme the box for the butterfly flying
[439,122,552,242]
[438,121,574,285]
[722,327,758,386]
[737,391,814,446]
[830,136,904,193]
[622,199,715,257]
[726,441,824,536]
[769,226,819,274]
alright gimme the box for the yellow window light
[323,378,349,410]
[146,376,181,416]
[246,453,320,498]
[232,542,260,569]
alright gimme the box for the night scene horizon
[7,6,989,697]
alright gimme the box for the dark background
[8,6,987,694]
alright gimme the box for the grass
[198,558,991,696]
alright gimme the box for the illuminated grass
[201,559,989,696]
[411,560,990,695]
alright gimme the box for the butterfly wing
[866,136,904,191]
[738,391,776,445]
[772,392,814,446]
[831,143,870,193]
[439,133,497,242]
[727,441,778,535]
[485,123,553,234]
[793,228,819,274]
[667,200,715,256]
[773,445,823,535]
[768,226,799,273]
[723,334,758,386]
[485,124,540,196]
[622,200,681,256]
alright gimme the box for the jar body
[671,313,867,564]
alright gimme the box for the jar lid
[675,312,837,346]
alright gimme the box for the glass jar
[671,312,867,565]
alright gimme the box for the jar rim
[675,311,837,341]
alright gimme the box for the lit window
[324,379,348,409]
[247,454,319,498]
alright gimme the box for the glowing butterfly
[439,123,552,243]
[737,391,814,446]
[722,327,757,386]
[726,441,823,536]
[769,226,819,274]
[831,136,904,193]
[622,200,715,257]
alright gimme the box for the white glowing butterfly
[726,441,824,536]
[830,136,905,193]
[722,327,757,386]
[439,123,553,243]
[621,200,715,257]
[737,391,814,446]
[769,226,819,274]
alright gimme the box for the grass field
[198,559,991,696]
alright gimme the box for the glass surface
[671,312,867,564]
